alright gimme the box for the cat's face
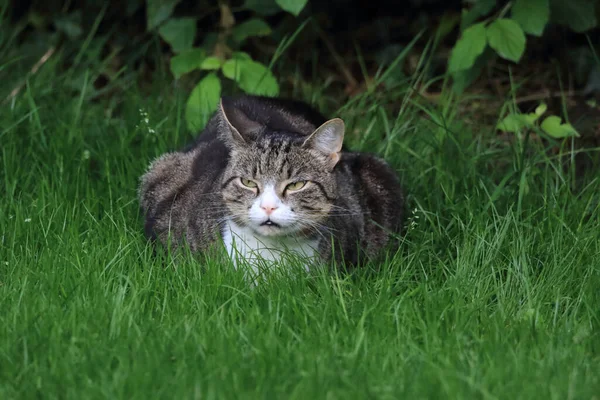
[222,136,337,237]
[218,98,345,238]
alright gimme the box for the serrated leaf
[512,0,549,36]
[186,73,221,131]
[448,22,488,72]
[199,56,223,70]
[232,18,272,43]
[535,102,547,116]
[550,0,598,33]
[158,17,196,53]
[486,19,526,62]
[275,0,308,16]
[222,59,279,96]
[147,0,181,30]
[170,48,205,79]
[541,116,580,138]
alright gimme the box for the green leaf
[244,0,281,16]
[497,114,527,132]
[147,0,181,30]
[158,17,196,53]
[541,116,580,138]
[275,0,308,16]
[496,114,528,133]
[221,60,246,79]
[496,103,549,132]
[535,102,547,116]
[186,73,221,132]
[170,48,205,79]
[522,113,540,125]
[199,56,223,70]
[512,0,549,36]
[486,19,526,62]
[550,0,598,33]
[497,114,533,132]
[448,22,488,73]
[222,59,279,96]
[232,18,272,43]
[231,52,252,60]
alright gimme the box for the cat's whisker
[298,219,336,237]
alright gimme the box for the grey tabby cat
[138,95,404,272]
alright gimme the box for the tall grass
[0,34,599,399]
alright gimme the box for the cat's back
[190,95,328,147]
[217,95,327,133]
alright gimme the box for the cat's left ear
[302,118,345,169]
[219,97,262,146]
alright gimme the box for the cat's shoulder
[338,151,402,189]
[339,150,396,173]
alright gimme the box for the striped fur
[138,95,405,268]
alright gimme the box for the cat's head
[219,98,345,238]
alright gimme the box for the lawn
[1,49,599,399]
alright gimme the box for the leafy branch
[148,0,309,131]
[448,0,598,93]
[497,102,580,139]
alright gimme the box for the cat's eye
[285,181,307,192]
[240,178,258,188]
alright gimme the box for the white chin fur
[247,184,297,235]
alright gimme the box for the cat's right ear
[302,118,345,169]
[219,97,262,147]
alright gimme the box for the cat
[138,95,405,275]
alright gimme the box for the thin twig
[213,2,234,59]
[3,46,56,105]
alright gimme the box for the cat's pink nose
[261,204,278,215]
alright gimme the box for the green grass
[1,50,599,399]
